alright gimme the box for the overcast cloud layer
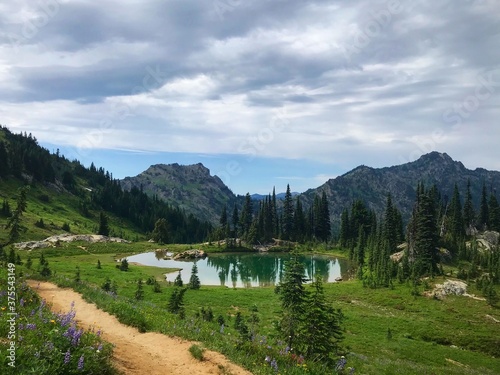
[1,0,499,191]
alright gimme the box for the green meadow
[7,241,499,375]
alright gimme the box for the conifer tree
[135,279,144,300]
[232,204,239,238]
[449,184,465,240]
[339,209,350,248]
[282,184,294,240]
[189,263,201,290]
[294,196,306,242]
[489,193,500,232]
[478,183,489,230]
[151,218,170,244]
[463,179,475,231]
[299,276,343,362]
[408,184,440,277]
[174,271,183,287]
[6,186,29,243]
[275,252,308,350]
[98,211,110,236]
[239,193,253,239]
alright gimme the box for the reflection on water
[126,252,353,288]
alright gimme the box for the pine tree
[174,271,183,287]
[299,276,343,362]
[232,204,239,239]
[294,196,306,243]
[315,191,331,242]
[189,263,201,290]
[488,193,500,232]
[478,183,489,230]
[275,252,308,350]
[408,184,440,277]
[239,193,253,238]
[449,184,465,240]
[282,184,294,240]
[339,209,350,248]
[135,279,144,300]
[151,218,170,244]
[463,179,475,232]
[5,186,29,243]
[98,211,110,236]
[167,288,187,314]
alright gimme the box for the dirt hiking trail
[28,281,253,375]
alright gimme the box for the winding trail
[27,281,253,375]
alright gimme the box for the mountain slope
[301,152,500,232]
[120,163,238,224]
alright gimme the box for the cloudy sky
[1,0,499,194]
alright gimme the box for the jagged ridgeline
[301,151,500,234]
[0,126,211,243]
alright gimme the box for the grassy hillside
[10,241,500,375]
[0,177,145,244]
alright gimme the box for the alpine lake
[126,251,355,288]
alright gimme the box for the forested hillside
[0,126,211,244]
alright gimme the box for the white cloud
[0,0,499,174]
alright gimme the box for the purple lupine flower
[59,310,76,327]
[97,344,103,352]
[270,359,278,372]
[18,324,24,330]
[26,323,37,330]
[19,298,25,307]
[96,329,102,337]
[77,355,84,371]
[71,329,83,346]
[64,350,71,364]
[335,356,347,371]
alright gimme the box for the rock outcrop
[15,234,130,250]
[173,249,207,260]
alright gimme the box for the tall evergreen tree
[339,209,350,248]
[232,204,239,238]
[298,276,343,362]
[463,179,475,232]
[294,196,306,242]
[97,211,110,236]
[408,184,440,277]
[489,193,500,232]
[5,186,29,243]
[275,253,308,350]
[315,191,331,242]
[448,184,465,240]
[151,218,170,244]
[189,263,201,290]
[282,184,294,240]
[239,193,253,239]
[478,183,489,230]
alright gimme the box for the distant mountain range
[251,192,299,201]
[301,151,500,230]
[120,152,500,230]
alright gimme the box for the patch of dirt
[27,281,253,375]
